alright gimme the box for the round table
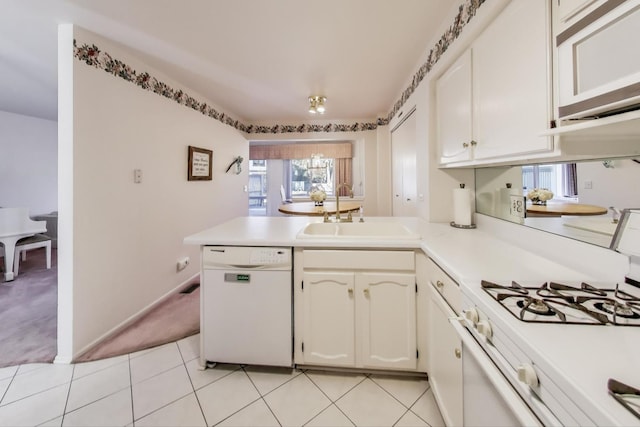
[526,201,608,217]
[278,201,362,216]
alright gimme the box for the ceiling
[0,0,457,124]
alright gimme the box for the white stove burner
[481,280,640,326]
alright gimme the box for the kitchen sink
[297,221,421,239]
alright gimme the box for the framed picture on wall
[188,146,213,181]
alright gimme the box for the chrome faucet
[334,183,354,222]
[610,206,621,224]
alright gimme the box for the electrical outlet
[134,169,142,183]
[177,257,190,271]
[510,195,525,219]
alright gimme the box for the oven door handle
[449,316,545,427]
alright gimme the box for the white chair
[13,234,51,276]
[280,185,292,204]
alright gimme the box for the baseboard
[72,273,200,362]
[53,355,73,364]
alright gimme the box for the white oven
[457,276,640,426]
[448,314,547,426]
[449,297,569,427]
[556,0,640,120]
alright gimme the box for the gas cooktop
[481,280,640,326]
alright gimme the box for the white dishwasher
[201,246,292,367]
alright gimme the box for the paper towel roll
[453,187,472,226]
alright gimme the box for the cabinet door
[357,273,417,370]
[436,49,474,165]
[554,0,600,34]
[472,0,553,160]
[302,272,355,367]
[391,108,418,216]
[428,283,463,427]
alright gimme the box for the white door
[357,272,416,370]
[391,109,418,216]
[302,271,355,367]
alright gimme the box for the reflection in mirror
[475,158,640,247]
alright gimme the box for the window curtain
[335,158,353,196]
[562,163,578,197]
[249,142,352,160]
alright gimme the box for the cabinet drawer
[426,258,461,314]
[303,250,415,271]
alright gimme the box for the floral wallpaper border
[74,0,485,134]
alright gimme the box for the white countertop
[184,215,640,426]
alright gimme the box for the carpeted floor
[75,282,200,363]
[0,247,58,368]
[0,248,200,368]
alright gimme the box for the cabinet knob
[462,142,469,148]
[363,288,370,297]
[517,363,539,387]
[454,348,461,359]
[464,308,479,325]
[476,320,493,339]
[470,140,477,146]
[436,280,444,289]
[348,288,354,296]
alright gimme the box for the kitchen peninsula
[185,215,640,426]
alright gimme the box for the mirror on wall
[475,158,640,247]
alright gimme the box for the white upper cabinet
[554,0,602,34]
[436,50,474,165]
[436,0,554,166]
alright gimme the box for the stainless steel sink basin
[297,221,420,239]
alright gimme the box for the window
[248,160,267,211]
[290,157,335,198]
[522,163,578,200]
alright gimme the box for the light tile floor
[0,334,445,426]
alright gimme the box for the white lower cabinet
[297,250,418,371]
[427,259,463,427]
[302,271,356,366]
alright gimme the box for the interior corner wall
[64,26,248,359]
[0,110,57,215]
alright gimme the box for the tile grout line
[364,377,419,426]
[128,353,135,426]
[242,366,283,427]
[58,364,75,426]
[303,371,363,426]
[130,343,196,424]
[0,367,19,407]
[0,367,74,410]
[177,341,209,427]
[404,388,434,427]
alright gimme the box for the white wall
[58,25,249,361]
[0,110,57,215]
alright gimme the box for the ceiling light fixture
[308,95,326,114]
